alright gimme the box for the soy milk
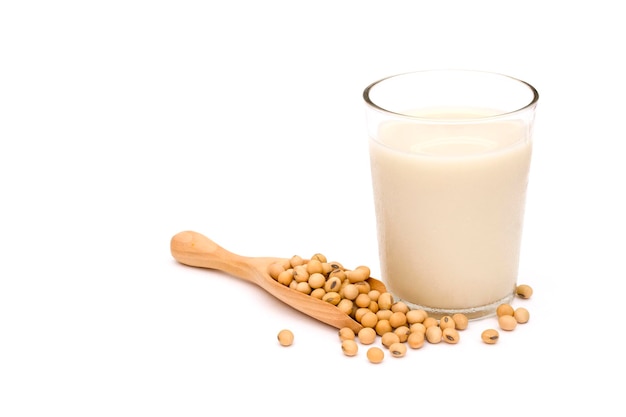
[368,108,532,312]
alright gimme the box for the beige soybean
[354,281,371,294]
[277,329,294,346]
[375,319,393,336]
[514,307,530,324]
[329,268,346,280]
[496,303,514,317]
[378,292,393,310]
[346,265,371,283]
[277,269,294,286]
[360,311,378,328]
[341,283,359,300]
[377,309,393,321]
[310,253,327,263]
[381,332,400,348]
[407,331,425,349]
[367,347,384,364]
[498,314,517,331]
[306,259,324,275]
[354,307,371,323]
[410,323,426,335]
[425,326,443,344]
[389,311,407,328]
[358,327,377,345]
[322,291,341,305]
[310,288,326,300]
[341,339,358,357]
[394,326,411,343]
[336,299,354,316]
[289,255,305,267]
[389,342,407,358]
[423,317,438,329]
[355,293,372,308]
[327,261,344,271]
[481,329,500,344]
[442,327,460,344]
[439,316,455,330]
[324,276,343,293]
[321,262,333,275]
[452,313,469,330]
[406,309,428,324]
[307,272,325,289]
[516,284,533,299]
[391,301,409,314]
[368,290,381,302]
[292,264,307,281]
[338,327,355,341]
[295,281,311,295]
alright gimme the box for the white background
[1,1,624,415]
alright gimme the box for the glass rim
[363,69,539,121]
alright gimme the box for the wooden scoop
[170,230,387,333]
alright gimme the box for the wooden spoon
[170,230,387,333]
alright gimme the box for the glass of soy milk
[363,70,539,319]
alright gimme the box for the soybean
[496,303,514,317]
[442,327,460,344]
[324,276,343,293]
[423,317,438,329]
[516,284,533,299]
[360,311,378,328]
[381,332,400,348]
[514,307,530,324]
[346,265,371,283]
[452,313,469,330]
[306,259,324,275]
[410,323,426,335]
[394,326,411,343]
[341,284,359,301]
[377,292,393,310]
[406,309,428,324]
[336,299,354,316]
[293,265,309,283]
[389,311,407,328]
[277,329,294,347]
[498,314,518,331]
[439,315,455,330]
[367,347,384,364]
[277,269,294,287]
[322,291,341,305]
[407,331,425,349]
[341,339,358,357]
[375,319,392,336]
[355,293,372,308]
[311,253,327,263]
[310,288,325,300]
[338,327,355,342]
[358,327,377,345]
[389,342,407,358]
[425,326,442,344]
[295,281,311,295]
[481,329,499,344]
[308,272,325,289]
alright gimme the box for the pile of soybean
[270,253,533,364]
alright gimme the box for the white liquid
[369,109,532,312]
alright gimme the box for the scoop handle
[170,231,256,283]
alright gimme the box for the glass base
[394,291,516,321]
